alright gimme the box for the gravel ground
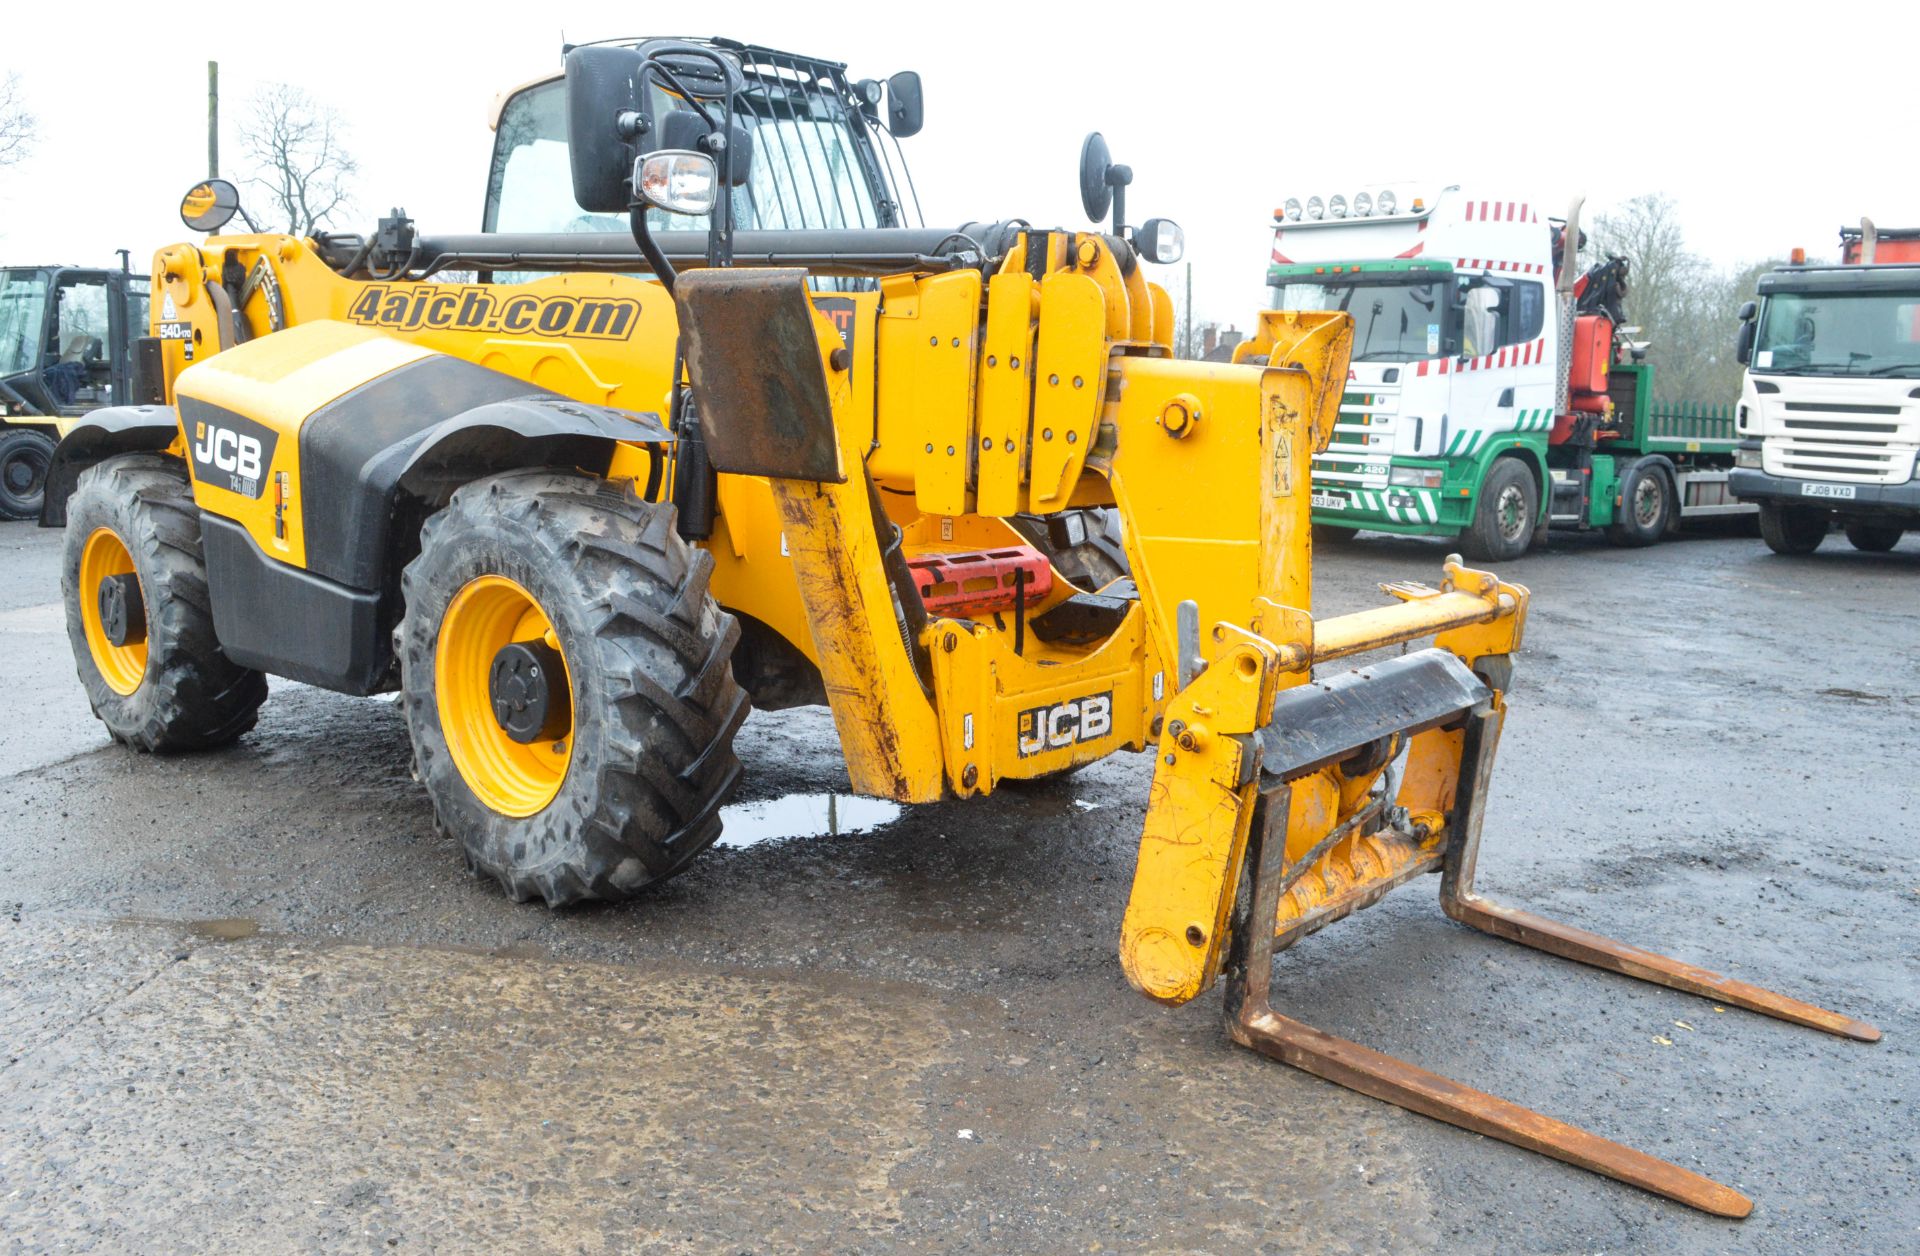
[2,516,1915,1253]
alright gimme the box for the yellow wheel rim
[436,575,574,817]
[79,527,147,696]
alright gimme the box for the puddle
[715,792,903,849]
[185,917,260,942]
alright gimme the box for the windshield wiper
[1860,363,1920,376]
[1352,351,1412,362]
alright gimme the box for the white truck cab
[1732,226,1920,555]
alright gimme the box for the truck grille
[1313,385,1399,489]
[1766,402,1915,484]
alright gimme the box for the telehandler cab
[43,37,1875,1218]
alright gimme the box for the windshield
[1268,277,1447,362]
[1754,289,1920,377]
[0,270,49,376]
[485,65,912,240]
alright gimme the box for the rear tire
[1843,520,1905,552]
[1606,460,1672,548]
[1460,459,1537,563]
[60,454,268,750]
[1758,502,1829,555]
[399,472,749,906]
[0,427,57,521]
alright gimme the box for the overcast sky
[5,1,1915,329]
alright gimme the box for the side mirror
[660,110,753,187]
[1735,319,1756,367]
[566,42,745,214]
[1078,132,1132,232]
[885,71,923,138]
[567,46,649,214]
[180,179,241,233]
[1737,300,1757,322]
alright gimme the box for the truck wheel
[0,427,57,521]
[1843,520,1905,552]
[1460,459,1536,563]
[1757,502,1829,555]
[398,472,750,906]
[1605,460,1672,548]
[60,454,269,751]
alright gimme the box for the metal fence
[1646,400,1737,445]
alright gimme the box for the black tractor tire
[1460,458,1538,563]
[1758,502,1829,555]
[398,471,749,906]
[1843,520,1906,553]
[1010,508,1128,591]
[0,427,57,521]
[1605,460,1673,548]
[60,454,268,751]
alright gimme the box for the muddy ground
[2,518,1915,1253]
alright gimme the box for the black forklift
[0,256,150,519]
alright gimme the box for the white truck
[1731,221,1920,554]
[1268,185,1744,560]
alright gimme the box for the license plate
[1311,492,1347,510]
[1800,483,1856,500]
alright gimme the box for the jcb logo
[184,408,279,499]
[194,422,264,481]
[1016,691,1114,758]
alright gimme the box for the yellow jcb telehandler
[42,37,1876,1218]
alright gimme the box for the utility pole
[207,61,219,178]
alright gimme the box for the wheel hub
[5,455,37,493]
[489,639,570,744]
[1497,485,1527,540]
[96,572,147,647]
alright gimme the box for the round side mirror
[181,180,241,233]
[1079,133,1114,224]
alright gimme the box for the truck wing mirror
[886,71,924,138]
[1735,320,1756,366]
[566,43,746,214]
[1737,300,1757,322]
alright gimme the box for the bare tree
[240,84,358,235]
[1590,195,1779,405]
[0,73,34,169]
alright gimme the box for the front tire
[1758,502,1829,555]
[60,454,268,750]
[399,472,749,906]
[1460,458,1537,563]
[1606,460,1673,548]
[0,427,57,521]
[1843,520,1905,552]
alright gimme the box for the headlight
[1389,465,1444,489]
[1328,194,1348,219]
[1735,445,1762,469]
[634,150,718,216]
[1376,190,1397,215]
[1353,191,1372,217]
[1133,218,1184,264]
[1283,197,1302,222]
[1305,196,1324,221]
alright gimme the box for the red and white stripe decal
[1396,241,1425,259]
[1456,258,1549,274]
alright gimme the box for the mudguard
[38,405,182,527]
[171,322,673,694]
